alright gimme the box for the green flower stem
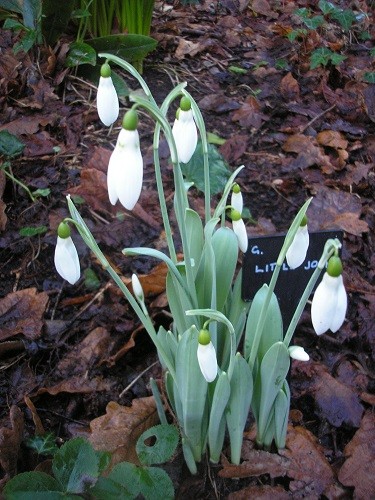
[283,237,342,347]
[98,52,155,103]
[130,94,198,309]
[152,82,188,263]
[248,199,312,370]
[66,196,176,379]
[2,164,35,202]
[182,89,211,223]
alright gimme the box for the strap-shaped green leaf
[156,326,177,372]
[274,381,290,449]
[226,353,253,464]
[212,227,238,312]
[185,208,204,277]
[208,372,230,463]
[166,272,196,334]
[244,285,283,362]
[257,342,290,439]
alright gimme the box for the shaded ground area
[0,1,374,497]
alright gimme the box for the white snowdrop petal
[233,219,248,253]
[97,76,119,126]
[231,191,243,214]
[329,275,347,333]
[54,237,80,285]
[107,129,143,210]
[286,225,309,269]
[132,273,144,301]
[288,346,309,361]
[311,273,340,335]
[107,148,121,205]
[172,109,197,164]
[197,342,218,383]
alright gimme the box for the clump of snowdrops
[54,54,347,473]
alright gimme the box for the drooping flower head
[54,221,80,285]
[197,329,218,383]
[311,255,347,335]
[97,63,119,126]
[172,96,198,164]
[288,345,309,361]
[107,109,143,210]
[230,208,248,253]
[286,215,309,269]
[231,183,243,214]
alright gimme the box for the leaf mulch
[0,1,374,498]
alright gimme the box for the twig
[299,104,336,133]
[119,361,159,398]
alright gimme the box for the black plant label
[242,230,343,329]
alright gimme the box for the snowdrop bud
[311,256,347,335]
[107,109,143,210]
[197,329,218,383]
[231,183,243,214]
[97,63,119,126]
[172,96,198,164]
[286,216,309,269]
[132,273,144,302]
[288,346,309,361]
[54,222,80,285]
[230,209,248,253]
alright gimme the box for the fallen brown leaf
[55,327,114,376]
[282,133,332,171]
[313,367,364,428]
[35,376,112,396]
[338,411,375,498]
[89,397,158,466]
[309,185,369,235]
[220,426,335,497]
[229,484,289,500]
[279,72,300,102]
[232,96,267,129]
[0,288,49,341]
[0,406,24,486]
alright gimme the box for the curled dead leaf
[0,406,24,485]
[338,411,375,498]
[0,288,49,341]
[220,426,335,497]
[89,398,158,466]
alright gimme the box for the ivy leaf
[19,226,48,237]
[66,41,97,67]
[331,10,356,31]
[26,433,59,456]
[180,141,231,196]
[0,130,24,158]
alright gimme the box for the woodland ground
[0,0,374,498]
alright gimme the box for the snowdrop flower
[288,346,309,361]
[97,63,119,126]
[132,273,148,316]
[172,96,198,164]
[231,183,243,214]
[230,209,248,253]
[54,222,80,285]
[197,329,218,383]
[286,216,309,269]
[311,256,347,335]
[107,109,143,210]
